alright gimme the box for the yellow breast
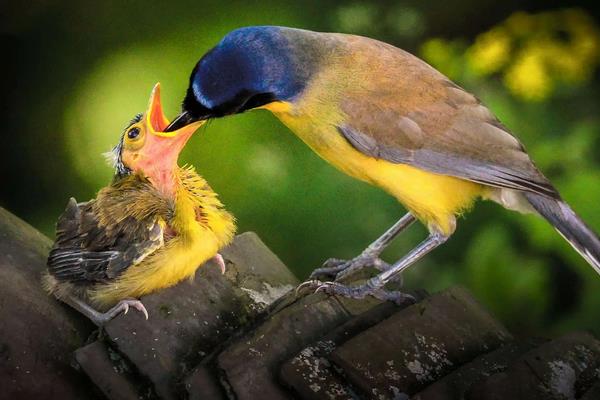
[263,101,483,235]
[90,168,235,308]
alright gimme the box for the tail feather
[525,192,600,275]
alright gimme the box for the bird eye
[127,127,140,139]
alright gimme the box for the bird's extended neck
[145,166,180,198]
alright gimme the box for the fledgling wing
[337,42,558,199]
[47,197,164,284]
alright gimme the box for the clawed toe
[309,259,348,279]
[315,281,337,294]
[128,300,149,320]
[212,253,226,274]
[321,258,346,269]
[295,279,323,295]
[335,257,391,281]
[63,295,149,326]
[314,280,371,299]
[304,279,415,305]
[106,299,149,322]
[309,255,390,281]
[371,289,416,305]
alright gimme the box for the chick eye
[127,127,140,139]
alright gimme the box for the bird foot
[64,296,149,327]
[309,254,390,281]
[297,279,415,305]
[212,253,226,274]
[98,298,149,325]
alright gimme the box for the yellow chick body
[44,84,235,324]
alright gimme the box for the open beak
[137,83,204,177]
[145,83,204,157]
[164,110,198,132]
[147,83,204,138]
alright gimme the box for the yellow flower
[549,44,590,83]
[503,51,552,101]
[421,8,600,102]
[499,8,600,98]
[467,28,511,76]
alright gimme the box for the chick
[44,83,236,325]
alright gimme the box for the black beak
[164,111,198,132]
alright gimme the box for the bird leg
[309,231,449,304]
[63,295,149,327]
[310,213,416,280]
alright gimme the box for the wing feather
[338,79,558,199]
[327,36,558,199]
[47,197,164,284]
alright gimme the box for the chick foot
[65,296,149,326]
[103,299,149,322]
[310,255,390,281]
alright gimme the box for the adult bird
[44,84,236,325]
[166,26,600,302]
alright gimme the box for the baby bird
[44,83,236,326]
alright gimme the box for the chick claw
[212,253,226,274]
[111,299,149,321]
[64,296,149,326]
[83,298,149,326]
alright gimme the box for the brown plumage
[45,175,169,296]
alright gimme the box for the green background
[2,0,599,336]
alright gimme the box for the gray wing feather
[340,125,558,197]
[47,198,164,284]
[338,80,558,198]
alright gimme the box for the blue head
[167,26,321,130]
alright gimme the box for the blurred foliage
[423,9,600,101]
[2,1,600,336]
